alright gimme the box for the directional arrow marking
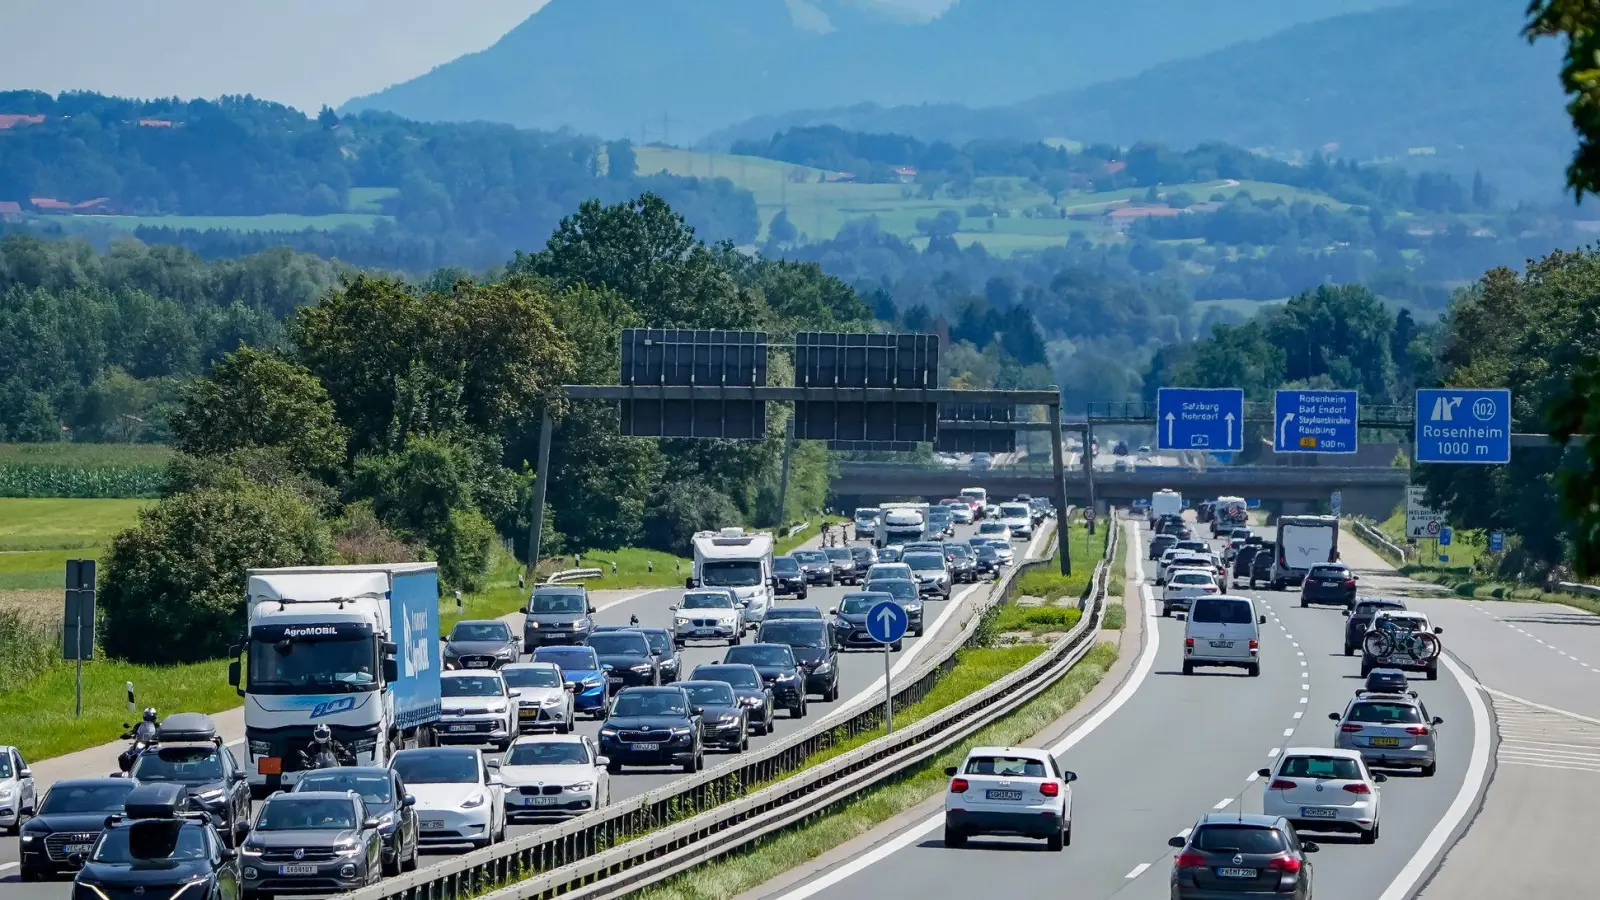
[1225,412,1236,448]
[1280,412,1294,447]
[875,606,899,630]
[1165,412,1175,445]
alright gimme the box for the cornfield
[0,463,165,499]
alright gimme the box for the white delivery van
[1149,489,1183,524]
[1211,496,1249,535]
[1182,594,1265,677]
[959,487,988,518]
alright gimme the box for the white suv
[1161,567,1219,617]
[943,745,1076,850]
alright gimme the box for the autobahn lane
[771,517,1482,900]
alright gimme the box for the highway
[748,513,1484,900]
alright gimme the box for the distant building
[0,201,21,221]
[825,171,856,183]
[1106,205,1182,221]
[892,166,918,183]
[0,114,44,130]
[29,197,111,213]
[1102,161,1127,176]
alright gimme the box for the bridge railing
[835,462,1411,483]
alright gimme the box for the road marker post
[866,600,910,734]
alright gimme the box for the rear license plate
[631,742,660,751]
[465,660,490,668]
[985,789,1023,801]
[1216,868,1258,878]
[63,843,93,855]
[608,676,624,684]
[422,820,445,830]
[448,724,475,732]
[1209,640,1235,649]
[278,865,318,876]
[1371,737,1401,747]
[1300,807,1338,819]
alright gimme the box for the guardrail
[1556,582,1600,597]
[545,568,603,584]
[340,517,1098,900]
[1345,517,1408,563]
[785,521,811,538]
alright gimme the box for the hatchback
[943,746,1075,850]
[1169,813,1317,899]
[1258,748,1385,843]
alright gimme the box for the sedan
[1169,813,1317,899]
[443,619,521,670]
[943,543,978,583]
[240,791,385,896]
[689,663,775,735]
[771,556,810,599]
[1161,567,1219,617]
[597,687,704,774]
[1301,564,1358,609]
[16,778,133,880]
[292,767,419,875]
[831,591,901,651]
[862,578,924,636]
[501,661,575,734]
[679,680,750,753]
[1259,749,1385,843]
[791,549,836,585]
[389,747,505,850]
[824,547,860,584]
[902,551,953,600]
[500,734,609,819]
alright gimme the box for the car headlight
[248,739,271,755]
[775,672,797,682]
[567,781,594,792]
[717,713,742,724]
[582,675,602,687]
[334,839,362,854]
[0,785,13,799]
[460,792,486,809]
[674,616,693,626]
[443,646,459,658]
[669,727,693,737]
[242,840,266,855]
[541,695,563,706]
[630,663,654,673]
[739,696,763,707]
[488,704,507,714]
[599,727,619,738]
[576,617,592,629]
[813,660,833,673]
[20,833,36,843]
[375,811,397,830]
[497,647,517,657]
[195,788,226,804]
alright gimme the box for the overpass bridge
[830,462,1408,518]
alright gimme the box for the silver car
[1329,693,1442,776]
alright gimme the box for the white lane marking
[0,862,16,873]
[1375,652,1492,900]
[1125,863,1151,879]
[763,534,1160,900]
[1245,771,1260,783]
[1293,712,1303,720]
[1268,747,1281,758]
[1283,728,1294,737]
[594,588,667,613]
[1299,697,1308,704]
[1292,642,1300,648]
[1213,798,1233,810]
[819,582,982,726]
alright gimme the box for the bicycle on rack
[1361,614,1442,662]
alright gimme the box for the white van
[1149,489,1183,524]
[1182,594,1265,677]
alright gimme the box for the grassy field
[77,212,388,232]
[0,498,147,596]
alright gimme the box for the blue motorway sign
[1274,390,1358,454]
[1415,388,1511,464]
[1156,388,1244,452]
[1439,527,1453,547]
[1489,530,1505,552]
[865,600,909,645]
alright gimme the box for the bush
[437,507,496,592]
[641,481,742,556]
[1016,568,1091,603]
[100,485,333,664]
[331,500,426,565]
[0,609,56,689]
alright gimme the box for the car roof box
[158,712,220,744]
[125,782,189,819]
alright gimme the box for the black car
[722,643,808,717]
[824,547,860,585]
[1169,813,1317,900]
[292,767,418,876]
[791,549,836,586]
[443,619,522,670]
[943,543,978,583]
[757,619,839,701]
[585,630,660,692]
[832,591,901,651]
[1232,545,1261,584]
[1149,533,1179,561]
[678,680,749,752]
[597,687,703,773]
[128,714,252,848]
[240,790,384,896]
[771,556,810,599]
[1301,563,1358,609]
[689,663,775,735]
[77,785,241,900]
[18,778,135,880]
[1248,544,1277,588]
[849,545,879,575]
[522,584,595,648]
[1343,597,1407,656]
[970,543,1001,576]
[594,626,681,683]
[1363,668,1412,695]
[862,578,924,637]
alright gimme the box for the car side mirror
[1302,842,1320,853]
[227,660,241,688]
[595,756,610,767]
[565,683,576,692]
[403,794,416,806]
[382,658,399,682]
[588,605,597,614]
[232,772,246,783]
[363,818,380,829]
[1174,613,1186,621]
[1434,627,1443,634]
[1167,835,1186,848]
[220,848,238,861]
[1342,610,1351,616]
[1329,712,1341,721]
[488,774,503,787]
[509,690,522,699]
[944,766,958,777]
[685,577,695,589]
[1258,615,1267,625]
[1257,767,1271,777]
[669,604,679,611]
[486,758,501,768]
[1432,716,1444,725]
[1372,773,1388,783]
[1062,770,1077,783]
[829,608,838,615]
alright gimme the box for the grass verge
[630,640,1119,900]
[1101,603,1127,630]
[0,444,170,499]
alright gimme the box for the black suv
[723,644,808,718]
[597,686,704,773]
[771,556,809,599]
[757,619,840,702]
[127,714,252,847]
[1342,597,1407,656]
[18,778,135,880]
[75,783,240,900]
[1301,563,1358,609]
[1149,533,1179,561]
[1247,544,1276,588]
[1231,545,1260,586]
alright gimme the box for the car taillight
[1342,783,1372,794]
[950,778,969,793]
[1267,856,1302,873]
[1185,637,1194,648]
[1406,726,1431,735]
[1175,851,1208,868]
[1039,781,1059,797]
[1248,639,1259,650]
[1268,779,1297,790]
[1340,724,1363,732]
[1342,579,1357,587]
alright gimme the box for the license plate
[1371,737,1401,747]
[693,629,716,636]
[465,660,489,668]
[608,676,624,684]
[64,843,93,854]
[518,708,538,718]
[278,865,318,876]
[631,742,660,751]
[422,820,445,830]
[1209,640,1235,649]
[1300,807,1339,819]
[985,789,1023,801]
[1216,868,1258,878]
[524,796,558,806]
[448,724,475,732]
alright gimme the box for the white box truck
[876,502,929,547]
[228,563,442,797]
[688,527,775,628]
[1271,515,1340,589]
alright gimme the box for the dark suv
[1301,563,1358,609]
[723,644,807,718]
[1149,533,1178,561]
[1232,545,1261,586]
[1169,813,1318,899]
[1247,544,1276,588]
[771,556,809,599]
[1342,597,1407,656]
[757,619,839,702]
[597,687,703,774]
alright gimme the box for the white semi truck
[228,563,442,797]
[876,502,930,547]
[688,527,775,628]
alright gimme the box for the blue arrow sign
[865,600,908,645]
[1156,388,1244,452]
[1274,390,1358,454]
[1489,530,1505,552]
[1415,388,1511,464]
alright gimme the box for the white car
[982,502,1001,519]
[1158,552,1212,585]
[943,745,1075,850]
[671,589,745,647]
[865,562,914,583]
[1161,567,1219,617]
[0,745,36,835]
[998,503,1034,540]
[945,503,975,525]
[500,733,610,820]
[439,670,520,751]
[390,747,505,849]
[502,662,575,734]
[976,522,1013,542]
[973,537,1014,566]
[1258,747,1385,843]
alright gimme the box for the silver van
[1182,595,1265,677]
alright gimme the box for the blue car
[531,646,608,718]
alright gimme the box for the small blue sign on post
[1274,390,1358,454]
[1156,388,1245,452]
[1132,498,1151,508]
[866,600,909,645]
[1489,530,1505,552]
[1415,388,1512,464]
[1330,491,1342,515]
[1439,527,1453,546]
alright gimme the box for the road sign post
[1156,388,1245,452]
[1489,530,1505,553]
[1415,388,1512,464]
[1405,486,1445,539]
[64,559,96,718]
[1274,390,1358,454]
[1330,490,1342,515]
[865,600,909,734]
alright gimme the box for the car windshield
[681,683,737,706]
[695,666,760,689]
[1001,505,1029,518]
[1190,598,1254,625]
[945,545,971,559]
[1357,603,1406,617]
[1192,825,1285,854]
[761,622,827,647]
[851,547,875,561]
[612,691,688,717]
[641,631,670,654]
[91,822,208,863]
[773,557,801,574]
[903,553,943,570]
[503,667,563,689]
[534,648,598,670]
[703,560,762,587]
[506,741,589,766]
[1348,702,1424,724]
[867,580,917,602]
[825,548,851,561]
[529,591,586,614]
[1173,572,1212,585]
[257,797,358,831]
[39,783,134,815]
[1279,756,1364,780]
[684,592,735,609]
[979,523,1004,533]
[296,772,394,806]
[451,622,510,642]
[392,750,478,785]
[130,746,224,784]
[725,645,794,667]
[964,755,1047,777]
[793,550,827,564]
[443,675,503,697]
[840,594,887,614]
[587,633,650,656]
[766,607,822,619]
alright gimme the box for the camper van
[688,528,775,628]
[1271,515,1340,590]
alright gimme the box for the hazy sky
[0,0,957,113]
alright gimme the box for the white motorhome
[876,502,930,547]
[1149,489,1183,524]
[1272,515,1340,589]
[959,487,988,517]
[688,527,775,628]
[1211,495,1248,535]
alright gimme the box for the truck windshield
[249,632,377,693]
[529,592,586,614]
[703,560,761,587]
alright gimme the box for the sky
[0,0,957,114]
